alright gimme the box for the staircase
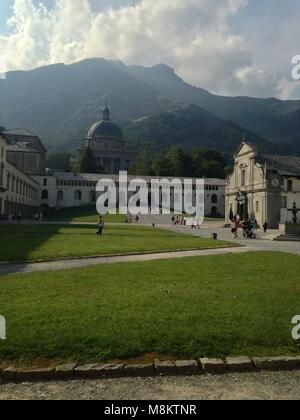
[274,234,300,242]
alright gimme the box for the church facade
[86,104,136,174]
[225,141,300,228]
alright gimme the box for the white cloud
[0,0,297,98]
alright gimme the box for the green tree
[47,153,72,172]
[152,155,171,176]
[167,146,195,177]
[129,148,155,176]
[191,148,226,178]
[80,147,102,174]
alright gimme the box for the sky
[0,0,299,99]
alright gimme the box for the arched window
[89,191,96,203]
[57,191,64,202]
[42,190,48,200]
[211,194,218,204]
[74,190,82,201]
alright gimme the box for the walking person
[263,221,268,234]
[96,216,104,236]
[230,219,237,239]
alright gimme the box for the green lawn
[0,252,299,365]
[0,224,233,262]
[49,206,127,223]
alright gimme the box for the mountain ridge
[0,58,299,154]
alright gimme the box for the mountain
[124,104,280,158]
[0,58,299,154]
[0,59,172,152]
[127,63,300,153]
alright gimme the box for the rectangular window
[287,180,293,192]
[256,201,259,213]
[43,178,47,186]
[241,170,246,187]
[281,196,287,209]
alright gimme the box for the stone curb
[1,356,300,382]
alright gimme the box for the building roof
[87,120,123,141]
[3,128,37,137]
[54,172,226,184]
[87,104,124,141]
[258,154,300,176]
[6,141,38,153]
[3,128,46,153]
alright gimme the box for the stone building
[35,171,226,218]
[3,128,46,176]
[0,133,40,218]
[1,117,226,219]
[86,104,136,174]
[226,141,300,228]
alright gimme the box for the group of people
[172,215,187,226]
[127,214,140,224]
[230,216,268,239]
[171,215,201,229]
[0,212,24,222]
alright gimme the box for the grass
[49,205,127,223]
[0,224,233,262]
[0,252,299,365]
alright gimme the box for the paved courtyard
[0,246,252,275]
[169,222,300,255]
[1,371,300,400]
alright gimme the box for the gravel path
[0,246,252,275]
[1,372,300,400]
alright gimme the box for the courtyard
[0,246,300,367]
[0,224,233,262]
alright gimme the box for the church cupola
[102,102,111,121]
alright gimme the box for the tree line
[129,146,230,178]
[47,145,231,179]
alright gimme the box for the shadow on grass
[50,205,127,223]
[0,224,64,267]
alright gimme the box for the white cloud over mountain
[0,0,299,99]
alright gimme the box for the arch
[42,189,48,200]
[57,190,64,201]
[211,206,218,217]
[74,190,82,201]
[89,190,96,203]
[40,204,50,218]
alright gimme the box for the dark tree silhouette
[80,147,104,174]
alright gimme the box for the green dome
[87,104,123,141]
[87,120,123,141]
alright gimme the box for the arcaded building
[0,133,40,218]
[86,104,136,174]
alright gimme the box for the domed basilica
[86,104,136,174]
